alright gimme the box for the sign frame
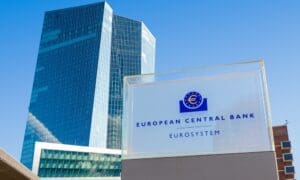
[122,60,274,160]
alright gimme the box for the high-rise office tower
[21,2,155,169]
[107,15,155,149]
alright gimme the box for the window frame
[284,166,295,175]
[282,153,293,162]
[281,141,291,149]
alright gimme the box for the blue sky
[0,0,299,177]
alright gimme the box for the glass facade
[107,16,156,149]
[38,149,121,177]
[107,16,139,149]
[21,1,155,170]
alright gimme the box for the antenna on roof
[285,120,288,125]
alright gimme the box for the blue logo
[179,91,208,113]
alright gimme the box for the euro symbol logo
[179,91,208,113]
[188,95,197,104]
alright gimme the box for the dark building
[273,125,295,179]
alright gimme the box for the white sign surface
[124,68,273,159]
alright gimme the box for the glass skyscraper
[107,15,155,149]
[21,2,155,169]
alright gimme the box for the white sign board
[123,62,273,159]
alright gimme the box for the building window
[283,153,293,162]
[281,141,291,149]
[284,166,295,175]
